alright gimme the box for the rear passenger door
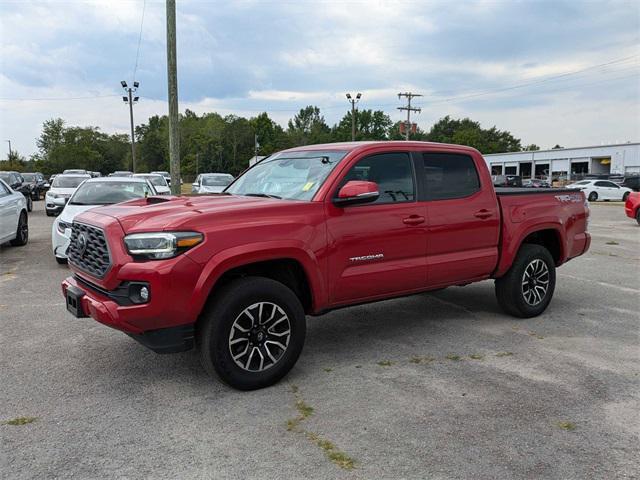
[419,151,500,287]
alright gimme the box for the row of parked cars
[45,169,234,263]
[491,173,638,202]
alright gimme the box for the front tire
[495,244,556,318]
[55,256,68,265]
[588,191,598,202]
[197,276,306,390]
[9,211,28,246]
[622,191,630,202]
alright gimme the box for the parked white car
[568,179,632,202]
[133,173,171,195]
[192,173,234,194]
[0,178,28,246]
[52,177,156,264]
[45,174,91,216]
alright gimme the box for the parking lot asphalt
[1,200,639,480]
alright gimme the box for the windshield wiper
[244,193,282,199]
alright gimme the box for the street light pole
[6,140,11,158]
[345,93,362,141]
[121,81,140,172]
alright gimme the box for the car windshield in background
[22,173,36,181]
[0,173,11,183]
[52,176,88,188]
[226,151,347,200]
[69,181,154,205]
[137,175,167,186]
[202,176,233,187]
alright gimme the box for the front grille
[68,222,111,278]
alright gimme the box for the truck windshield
[226,151,347,201]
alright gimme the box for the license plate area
[66,284,87,318]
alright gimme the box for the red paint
[625,191,640,221]
[62,141,590,338]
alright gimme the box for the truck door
[325,152,427,305]
[419,151,501,287]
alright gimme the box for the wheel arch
[188,243,326,323]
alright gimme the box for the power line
[132,0,146,81]
[428,54,639,104]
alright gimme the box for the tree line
[1,107,539,179]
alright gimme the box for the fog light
[139,286,149,302]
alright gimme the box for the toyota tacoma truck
[61,141,590,390]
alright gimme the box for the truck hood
[81,194,288,233]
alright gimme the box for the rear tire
[9,211,28,246]
[588,191,598,202]
[26,196,33,212]
[55,256,68,265]
[495,244,556,318]
[197,276,306,390]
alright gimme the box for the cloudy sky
[1,0,639,157]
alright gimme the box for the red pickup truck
[62,141,590,389]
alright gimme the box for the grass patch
[469,354,485,360]
[495,351,513,357]
[2,416,37,426]
[410,355,435,364]
[528,331,544,339]
[323,368,333,372]
[557,421,576,431]
[605,241,619,245]
[306,432,356,470]
[445,354,461,361]
[286,387,356,470]
[295,399,314,418]
[354,365,362,369]
[377,360,393,367]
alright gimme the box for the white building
[483,142,640,181]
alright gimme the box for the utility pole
[196,153,199,175]
[6,140,11,159]
[345,93,362,141]
[121,81,139,172]
[166,0,180,195]
[397,92,422,140]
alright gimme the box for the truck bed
[495,187,580,195]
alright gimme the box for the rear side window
[341,152,415,204]
[422,153,480,200]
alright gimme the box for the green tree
[425,116,521,153]
[287,106,330,146]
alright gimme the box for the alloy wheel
[521,259,550,306]
[228,302,291,372]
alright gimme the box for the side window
[340,152,415,204]
[605,181,619,188]
[422,153,480,200]
[594,181,609,187]
[0,182,10,197]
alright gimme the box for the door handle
[403,215,425,225]
[474,209,493,219]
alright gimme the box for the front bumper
[52,226,71,258]
[61,275,196,353]
[46,203,64,214]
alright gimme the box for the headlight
[123,232,203,259]
[57,220,71,234]
[47,192,60,198]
